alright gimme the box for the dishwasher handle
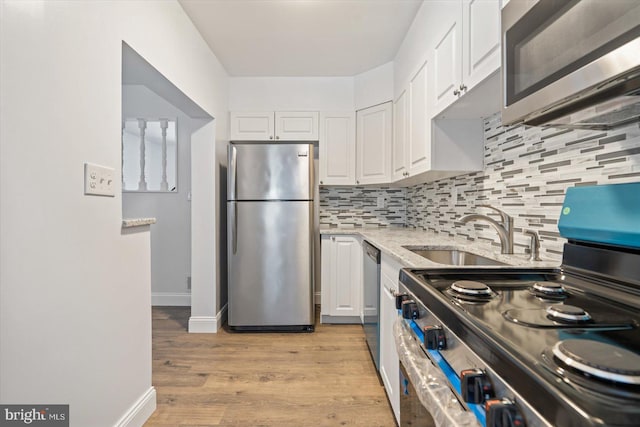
[363,240,381,264]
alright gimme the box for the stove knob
[460,369,494,404]
[401,300,419,319]
[485,398,526,427]
[422,325,446,350]
[395,293,410,310]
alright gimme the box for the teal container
[558,182,640,249]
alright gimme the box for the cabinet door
[462,0,501,91]
[408,61,431,175]
[321,235,361,318]
[230,112,274,141]
[356,102,393,185]
[392,91,408,181]
[319,112,356,185]
[432,2,462,115]
[275,111,319,141]
[380,272,400,424]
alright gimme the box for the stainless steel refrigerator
[227,142,314,331]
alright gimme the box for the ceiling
[178,0,423,77]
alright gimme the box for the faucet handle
[476,204,512,224]
[523,229,542,261]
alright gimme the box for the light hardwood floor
[144,306,396,427]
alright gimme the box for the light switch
[84,163,115,197]
[377,196,385,209]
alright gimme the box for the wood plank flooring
[144,307,396,427]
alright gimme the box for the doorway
[121,43,214,319]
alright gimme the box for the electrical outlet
[84,163,115,197]
[377,195,385,209]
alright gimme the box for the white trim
[321,315,361,324]
[115,387,156,427]
[152,292,191,306]
[188,303,227,333]
[314,291,321,305]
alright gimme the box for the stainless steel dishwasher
[362,240,381,371]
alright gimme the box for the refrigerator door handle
[230,202,237,254]
[228,145,238,200]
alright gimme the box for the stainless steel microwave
[501,0,640,129]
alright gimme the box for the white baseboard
[188,303,227,333]
[152,292,191,306]
[314,291,321,305]
[115,387,156,427]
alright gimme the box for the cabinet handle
[356,180,360,185]
[320,180,323,185]
[460,83,467,92]
[331,236,335,241]
[453,89,460,96]
[275,135,280,140]
[269,136,273,140]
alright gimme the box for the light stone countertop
[320,226,560,269]
[122,217,157,228]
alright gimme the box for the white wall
[122,85,193,306]
[354,61,394,110]
[229,76,355,111]
[0,1,228,426]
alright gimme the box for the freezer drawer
[228,143,313,201]
[228,201,314,328]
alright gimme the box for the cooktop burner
[546,304,591,323]
[446,280,495,302]
[551,340,640,386]
[531,281,566,299]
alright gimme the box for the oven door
[400,361,435,427]
[501,0,640,127]
[394,318,479,427]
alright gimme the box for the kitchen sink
[403,247,507,266]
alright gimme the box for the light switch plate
[84,163,115,197]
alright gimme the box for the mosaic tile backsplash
[319,186,406,228]
[320,113,640,261]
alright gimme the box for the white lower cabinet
[380,254,403,424]
[320,235,362,323]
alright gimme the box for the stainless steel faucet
[458,205,514,254]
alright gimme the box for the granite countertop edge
[319,226,560,269]
[122,217,157,228]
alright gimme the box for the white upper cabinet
[392,91,408,181]
[462,0,501,91]
[319,112,356,186]
[356,102,393,185]
[433,1,462,115]
[230,111,319,141]
[408,60,431,175]
[275,111,319,141]
[229,111,275,141]
[432,0,501,116]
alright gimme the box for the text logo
[0,405,68,427]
